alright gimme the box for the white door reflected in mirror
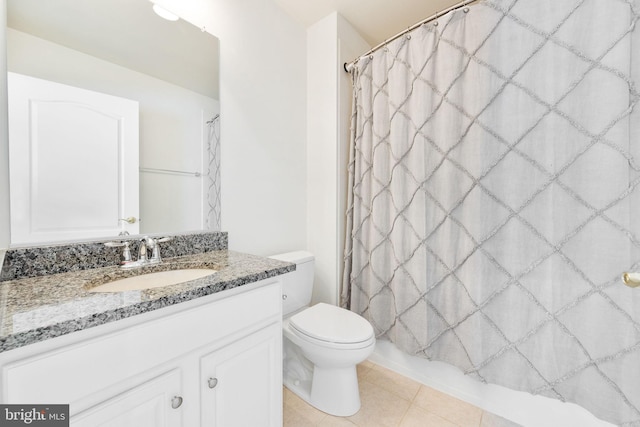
[8,72,140,245]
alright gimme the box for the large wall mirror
[5,0,220,246]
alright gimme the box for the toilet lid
[289,303,374,344]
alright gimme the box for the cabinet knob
[208,377,218,389]
[171,396,183,409]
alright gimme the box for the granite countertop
[0,250,294,353]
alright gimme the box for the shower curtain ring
[434,10,439,26]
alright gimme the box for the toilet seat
[289,303,374,349]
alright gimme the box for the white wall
[306,13,369,305]
[153,0,308,256]
[0,3,9,251]
[307,14,339,305]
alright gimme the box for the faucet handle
[121,241,132,263]
[149,236,172,263]
[104,241,133,263]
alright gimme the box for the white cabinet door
[201,323,282,427]
[71,369,183,427]
[7,72,139,244]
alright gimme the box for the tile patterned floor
[283,360,522,427]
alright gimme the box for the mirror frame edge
[0,1,11,251]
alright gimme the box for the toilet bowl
[270,251,376,417]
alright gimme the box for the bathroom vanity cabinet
[0,278,282,426]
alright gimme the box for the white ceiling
[274,0,465,47]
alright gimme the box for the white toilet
[269,251,376,417]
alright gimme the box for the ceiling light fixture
[152,4,179,21]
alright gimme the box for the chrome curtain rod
[140,167,202,177]
[343,0,477,72]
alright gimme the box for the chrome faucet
[138,237,150,264]
[105,236,173,269]
[142,236,173,264]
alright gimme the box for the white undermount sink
[88,269,217,293]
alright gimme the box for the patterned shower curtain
[205,115,221,231]
[343,0,640,424]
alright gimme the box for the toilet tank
[269,251,314,316]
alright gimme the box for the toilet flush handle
[208,377,218,389]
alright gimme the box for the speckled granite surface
[0,250,294,353]
[0,232,228,282]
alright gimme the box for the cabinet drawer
[3,281,281,407]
